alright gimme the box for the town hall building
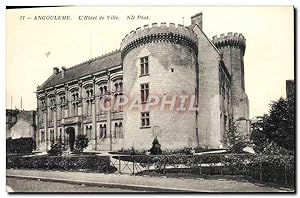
[36,12,249,152]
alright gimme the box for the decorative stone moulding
[120,22,198,58]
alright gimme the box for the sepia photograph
[4,5,295,193]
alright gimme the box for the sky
[5,6,294,118]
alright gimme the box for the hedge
[112,153,294,187]
[7,155,116,173]
[7,137,36,154]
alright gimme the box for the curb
[7,174,209,192]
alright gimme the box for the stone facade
[6,110,37,140]
[36,12,249,152]
[286,80,295,99]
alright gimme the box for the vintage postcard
[5,6,295,193]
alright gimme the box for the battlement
[211,32,246,51]
[120,22,198,57]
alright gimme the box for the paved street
[7,169,293,192]
[7,178,147,192]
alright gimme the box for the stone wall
[10,119,34,139]
[193,25,224,149]
[122,39,198,150]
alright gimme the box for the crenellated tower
[120,23,199,150]
[212,32,249,134]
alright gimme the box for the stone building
[286,80,295,99]
[6,109,37,140]
[36,12,249,152]
[6,109,19,138]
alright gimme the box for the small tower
[212,32,249,134]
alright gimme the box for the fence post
[106,159,109,173]
[199,157,202,175]
[163,158,166,175]
[132,155,135,175]
[147,156,150,173]
[118,156,121,174]
[284,163,288,185]
[259,161,263,182]
[180,157,183,174]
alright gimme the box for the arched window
[119,82,123,91]
[104,86,107,94]
[100,87,103,95]
[114,83,118,92]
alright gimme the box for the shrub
[6,155,116,173]
[47,142,65,156]
[74,134,89,154]
[6,137,35,154]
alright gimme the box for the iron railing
[108,154,294,187]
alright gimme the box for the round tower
[212,32,249,134]
[120,23,199,150]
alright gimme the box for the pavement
[7,177,146,192]
[6,169,293,192]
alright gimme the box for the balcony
[112,111,123,120]
[97,113,107,121]
[57,119,62,126]
[38,122,44,129]
[83,115,92,123]
[47,121,54,128]
[62,116,81,125]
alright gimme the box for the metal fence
[108,154,294,187]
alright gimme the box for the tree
[74,134,89,154]
[250,115,269,153]
[224,121,249,153]
[251,96,295,154]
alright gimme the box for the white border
[0,0,298,197]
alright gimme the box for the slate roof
[18,111,35,124]
[7,110,36,129]
[38,50,122,90]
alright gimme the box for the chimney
[61,66,66,78]
[53,67,59,75]
[191,12,203,29]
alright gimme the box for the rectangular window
[50,130,54,143]
[41,130,45,142]
[140,83,149,103]
[100,124,107,138]
[119,123,123,139]
[141,112,150,127]
[140,56,149,76]
[114,123,119,138]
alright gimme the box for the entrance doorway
[66,127,75,151]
